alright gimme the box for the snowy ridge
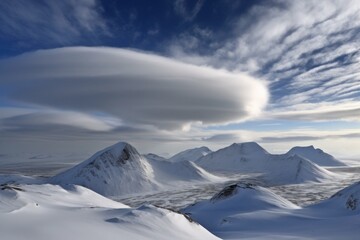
[169,146,212,162]
[143,153,167,161]
[287,145,346,166]
[196,142,336,184]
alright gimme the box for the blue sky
[0,0,360,160]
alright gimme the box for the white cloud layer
[0,47,268,130]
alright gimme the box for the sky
[0,0,360,162]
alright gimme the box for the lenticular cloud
[0,47,268,129]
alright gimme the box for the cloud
[0,108,121,132]
[169,0,360,122]
[269,101,360,121]
[0,47,268,130]
[174,0,205,21]
[0,0,107,45]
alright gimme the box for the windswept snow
[0,184,219,240]
[287,145,346,167]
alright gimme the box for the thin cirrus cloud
[0,0,107,46]
[170,0,360,122]
[0,46,269,131]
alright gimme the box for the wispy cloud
[174,0,205,22]
[169,0,360,122]
[0,0,108,46]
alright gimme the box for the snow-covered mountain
[169,146,212,162]
[143,153,167,161]
[51,142,221,197]
[183,182,360,239]
[286,145,346,166]
[183,183,299,230]
[196,142,336,183]
[51,142,160,196]
[0,184,219,240]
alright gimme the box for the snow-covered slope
[51,142,160,196]
[287,145,346,166]
[148,159,222,183]
[51,142,222,197]
[169,146,212,162]
[183,183,299,230]
[0,184,219,240]
[196,142,336,183]
[313,181,360,213]
[183,182,360,239]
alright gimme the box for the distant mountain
[143,153,167,161]
[196,142,336,184]
[169,146,212,162]
[286,145,346,166]
[51,142,221,197]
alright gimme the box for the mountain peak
[50,141,158,196]
[229,142,268,155]
[287,145,345,167]
[169,146,212,162]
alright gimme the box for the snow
[51,142,223,197]
[183,182,360,240]
[0,184,218,240]
[287,145,346,166]
[196,142,337,184]
[313,181,360,213]
[143,153,167,161]
[0,141,359,240]
[50,142,160,196]
[169,146,212,162]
